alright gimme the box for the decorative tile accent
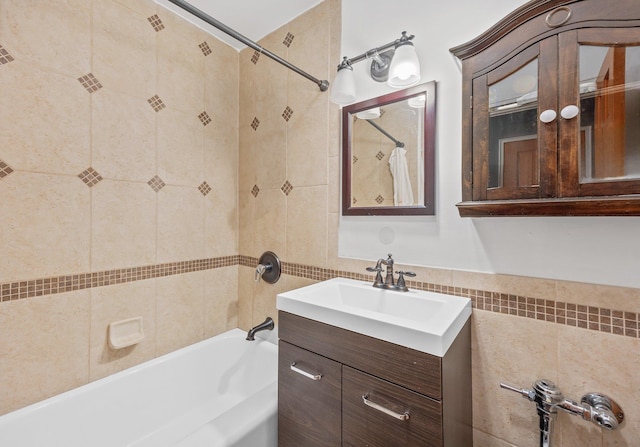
[283,32,295,47]
[282,106,293,122]
[251,117,260,131]
[78,167,103,187]
[251,50,261,64]
[148,95,166,112]
[0,160,14,179]
[147,14,165,32]
[198,111,212,126]
[0,256,238,302]
[1,253,638,342]
[198,181,212,196]
[281,180,293,196]
[251,184,260,197]
[353,156,358,164]
[375,195,384,204]
[199,41,212,56]
[0,45,15,65]
[148,175,165,192]
[376,151,385,161]
[77,73,103,93]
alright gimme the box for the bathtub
[0,328,278,447]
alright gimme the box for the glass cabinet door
[560,28,640,197]
[472,40,558,200]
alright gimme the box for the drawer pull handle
[290,362,322,381]
[362,394,410,421]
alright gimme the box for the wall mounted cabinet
[451,0,640,216]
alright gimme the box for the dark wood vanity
[277,311,471,446]
[451,0,640,216]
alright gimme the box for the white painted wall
[338,0,640,289]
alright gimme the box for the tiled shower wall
[0,0,239,414]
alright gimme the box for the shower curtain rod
[366,119,404,148]
[166,0,329,92]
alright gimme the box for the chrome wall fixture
[501,380,625,447]
[330,31,421,105]
[166,0,329,92]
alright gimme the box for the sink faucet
[366,254,416,291]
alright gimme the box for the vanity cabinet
[450,0,640,216]
[277,311,471,447]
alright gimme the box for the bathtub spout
[246,317,275,341]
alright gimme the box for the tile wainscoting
[2,255,638,340]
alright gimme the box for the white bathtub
[0,328,278,447]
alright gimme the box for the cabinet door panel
[278,341,341,447]
[343,366,443,447]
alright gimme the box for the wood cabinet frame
[451,0,640,216]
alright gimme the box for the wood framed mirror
[342,81,436,216]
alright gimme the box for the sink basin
[276,277,472,357]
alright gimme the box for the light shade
[329,66,356,105]
[387,43,421,88]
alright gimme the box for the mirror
[342,81,436,215]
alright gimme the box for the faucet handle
[366,266,384,286]
[500,382,536,401]
[395,271,416,291]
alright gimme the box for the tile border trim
[1,256,637,339]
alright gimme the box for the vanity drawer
[279,311,442,399]
[342,366,443,446]
[278,341,342,447]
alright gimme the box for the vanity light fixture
[329,31,421,105]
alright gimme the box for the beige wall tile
[286,95,329,187]
[91,179,157,271]
[204,38,239,129]
[0,291,90,415]
[0,172,90,283]
[92,0,157,99]
[204,266,238,337]
[238,125,259,191]
[92,89,157,182]
[255,115,287,191]
[238,48,257,130]
[558,325,639,446]
[254,30,289,121]
[238,190,256,256]
[454,270,556,299]
[157,107,205,186]
[254,188,287,258]
[156,9,205,115]
[89,279,156,381]
[473,429,519,447]
[0,0,91,77]
[157,185,205,262]
[155,271,205,356]
[472,310,558,446]
[204,189,238,258]
[0,61,90,175]
[556,280,640,313]
[237,266,255,331]
[286,185,328,267]
[328,156,340,214]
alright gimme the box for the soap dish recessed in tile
[108,317,144,349]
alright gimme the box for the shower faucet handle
[500,382,535,401]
